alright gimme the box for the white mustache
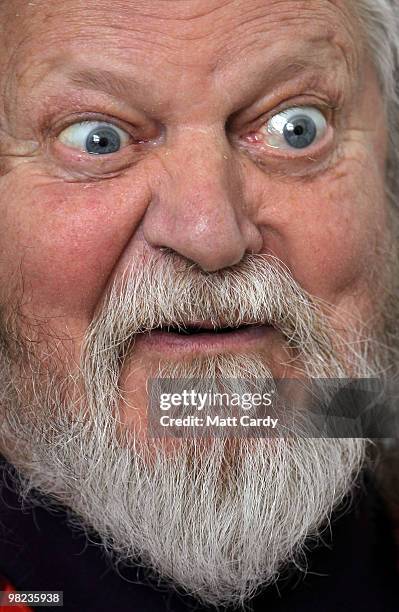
[81,249,382,388]
[87,250,327,349]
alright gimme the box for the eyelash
[52,113,146,146]
[256,98,336,134]
[52,89,339,134]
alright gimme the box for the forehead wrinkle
[16,31,358,89]
[124,0,235,22]
[4,0,362,59]
[1,0,364,124]
[212,4,361,77]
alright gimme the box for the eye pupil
[283,115,317,149]
[86,127,121,155]
[93,135,109,148]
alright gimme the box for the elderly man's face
[0,0,396,607]
[0,0,390,374]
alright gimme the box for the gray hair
[355,1,399,502]
[355,0,399,208]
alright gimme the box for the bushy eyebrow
[67,68,143,99]
[65,49,353,103]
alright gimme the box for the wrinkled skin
[0,0,392,421]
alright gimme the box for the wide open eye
[261,106,328,150]
[58,121,131,155]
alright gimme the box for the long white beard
[0,252,388,607]
[1,353,367,608]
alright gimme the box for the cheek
[0,170,150,327]
[260,154,389,304]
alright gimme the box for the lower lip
[133,325,274,356]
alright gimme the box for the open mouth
[132,322,275,356]
[156,324,254,335]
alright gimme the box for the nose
[142,126,263,272]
